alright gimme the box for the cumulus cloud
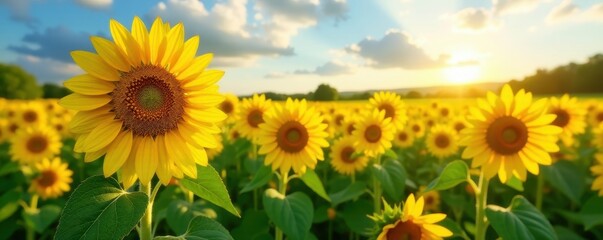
[493,0,542,15]
[546,1,603,23]
[294,61,353,76]
[8,26,97,63]
[452,8,498,32]
[584,3,603,21]
[547,0,579,22]
[13,55,83,83]
[75,0,112,10]
[0,0,36,26]
[321,0,349,23]
[345,30,447,69]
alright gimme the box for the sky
[0,0,602,95]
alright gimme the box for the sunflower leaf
[424,160,468,192]
[155,215,233,240]
[55,176,148,240]
[382,149,398,160]
[542,161,584,205]
[371,159,407,202]
[486,196,557,240]
[263,189,313,240]
[240,165,273,193]
[300,169,331,202]
[23,204,61,233]
[579,195,603,230]
[181,165,240,217]
[328,181,366,206]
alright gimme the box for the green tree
[0,63,42,99]
[312,84,339,101]
[42,83,71,99]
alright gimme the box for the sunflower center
[346,124,355,135]
[23,110,38,123]
[37,170,58,188]
[425,195,434,205]
[486,116,528,155]
[112,65,184,137]
[379,104,395,119]
[597,112,603,122]
[220,101,234,114]
[364,125,382,143]
[386,220,422,240]
[426,119,434,127]
[440,108,449,117]
[335,115,344,126]
[412,124,420,133]
[435,134,450,148]
[9,123,18,133]
[552,109,570,127]
[398,132,408,141]
[26,135,48,153]
[341,146,357,163]
[277,121,309,153]
[247,109,264,128]
[454,122,465,132]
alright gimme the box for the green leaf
[181,165,240,217]
[155,216,233,240]
[55,176,149,240]
[371,159,406,202]
[300,169,331,202]
[542,161,584,204]
[0,190,20,222]
[554,226,586,240]
[382,149,397,160]
[23,204,61,233]
[579,195,603,230]
[505,175,524,192]
[263,189,313,240]
[231,209,270,240]
[438,218,469,240]
[341,199,374,236]
[0,162,19,177]
[328,181,366,206]
[486,195,557,240]
[425,160,468,192]
[240,165,273,193]
[166,200,217,235]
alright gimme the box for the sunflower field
[2,17,603,240]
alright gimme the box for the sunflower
[426,124,458,159]
[342,115,358,137]
[460,84,562,183]
[418,186,441,213]
[369,91,407,130]
[371,194,452,240]
[17,102,47,129]
[587,104,603,128]
[408,120,426,138]
[220,93,239,123]
[590,153,603,196]
[29,157,73,199]
[393,127,415,148]
[353,109,395,157]
[10,126,62,165]
[236,94,272,143]
[257,98,329,175]
[450,116,469,134]
[435,103,452,122]
[58,16,226,188]
[330,136,369,176]
[206,134,224,161]
[548,94,586,147]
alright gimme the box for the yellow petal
[149,17,166,64]
[90,36,131,72]
[64,74,115,95]
[171,36,199,74]
[103,131,133,177]
[71,50,120,81]
[69,106,112,133]
[131,16,150,63]
[135,137,158,184]
[183,70,224,90]
[110,19,142,65]
[84,120,123,152]
[85,147,106,163]
[155,135,172,185]
[177,53,213,81]
[161,23,184,67]
[59,93,111,111]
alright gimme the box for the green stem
[535,173,544,211]
[186,189,195,203]
[140,183,153,240]
[275,171,289,240]
[26,195,39,240]
[475,171,490,240]
[328,219,333,240]
[373,155,382,212]
[253,188,258,210]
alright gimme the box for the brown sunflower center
[425,195,434,205]
[346,124,355,135]
[552,109,570,127]
[36,170,58,188]
[486,116,528,155]
[9,123,18,133]
[440,108,449,117]
[23,110,38,123]
[364,125,382,143]
[277,121,309,153]
[386,220,422,240]
[220,101,234,114]
[412,124,420,133]
[398,132,408,141]
[335,115,344,126]
[26,135,48,154]
[435,134,450,148]
[426,119,434,127]
[55,123,64,132]
[340,146,357,163]
[597,112,603,123]
[454,122,466,132]
[7,110,14,117]
[379,104,395,119]
[112,65,184,137]
[247,109,264,128]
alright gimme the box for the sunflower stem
[275,170,289,240]
[475,171,490,240]
[140,182,153,240]
[373,155,382,212]
[26,194,39,240]
[535,173,544,211]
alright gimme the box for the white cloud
[584,3,603,22]
[546,0,579,22]
[546,1,603,24]
[0,0,36,25]
[14,55,83,83]
[75,0,112,10]
[493,0,542,15]
[452,8,498,32]
[294,61,354,76]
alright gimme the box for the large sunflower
[372,194,452,240]
[426,124,458,159]
[59,17,226,188]
[29,157,73,199]
[10,126,62,165]
[353,109,395,157]
[460,84,562,183]
[236,94,272,143]
[369,91,407,130]
[590,153,603,196]
[548,94,586,146]
[257,98,329,175]
[330,136,369,176]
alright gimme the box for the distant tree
[405,90,422,98]
[312,84,339,101]
[42,83,71,99]
[0,63,42,99]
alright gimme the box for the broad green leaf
[263,189,313,240]
[0,216,18,240]
[341,199,374,236]
[486,196,557,240]
[0,162,19,177]
[371,159,406,202]
[181,165,240,217]
[155,216,233,240]
[438,218,469,240]
[23,204,61,233]
[240,165,273,193]
[231,209,270,240]
[0,190,20,222]
[166,200,217,235]
[153,185,182,224]
[579,195,603,230]
[300,169,331,202]
[329,181,366,206]
[382,149,397,160]
[542,161,584,204]
[554,226,586,240]
[55,176,148,240]
[425,160,468,192]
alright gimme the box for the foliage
[0,63,42,99]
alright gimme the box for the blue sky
[1,0,602,95]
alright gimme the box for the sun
[443,65,480,84]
